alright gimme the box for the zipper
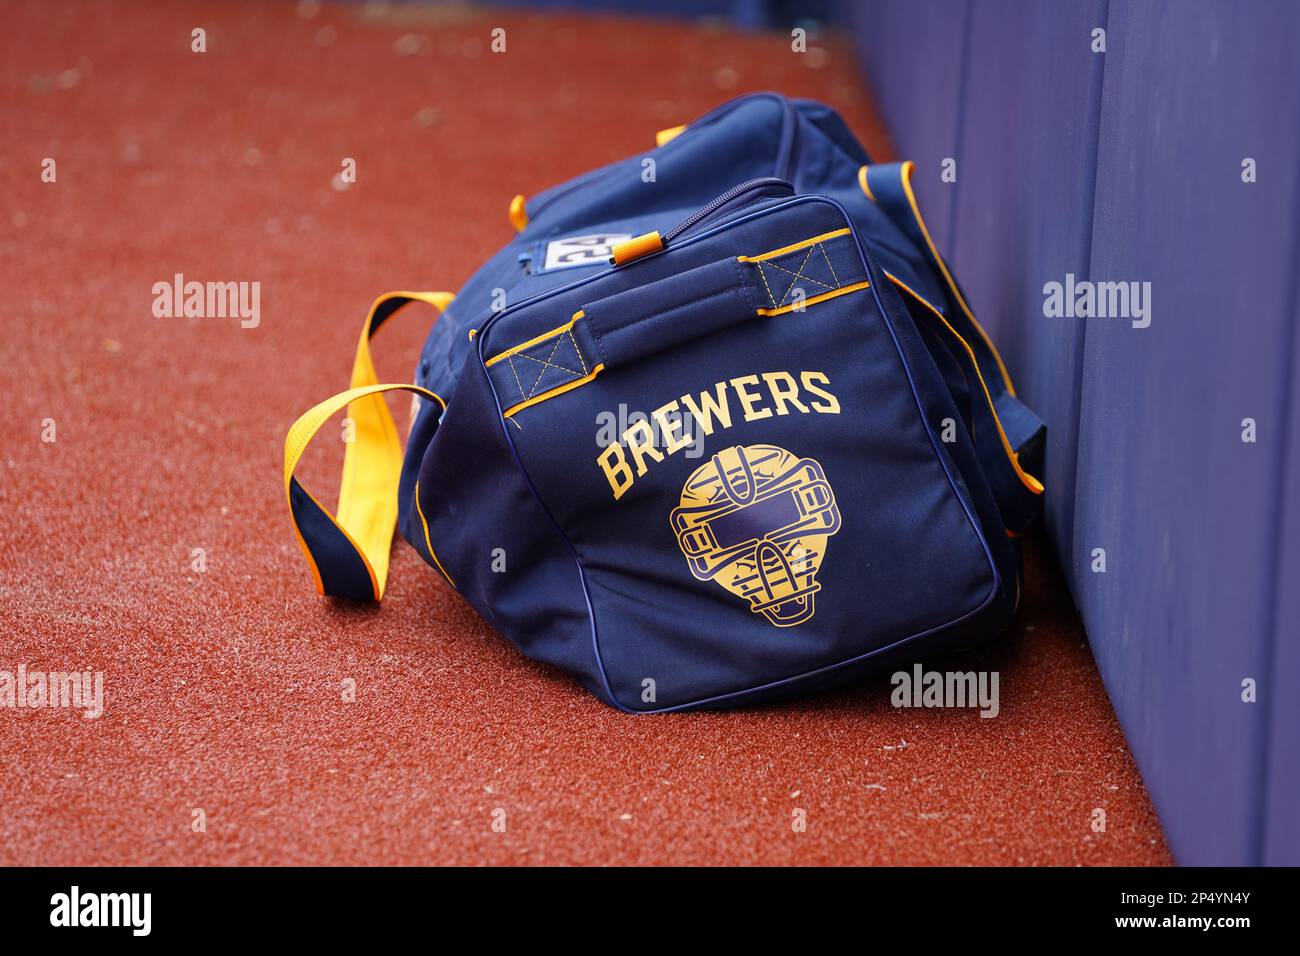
[478,191,816,351]
[609,178,794,266]
[661,177,792,244]
[476,192,821,355]
[470,183,798,345]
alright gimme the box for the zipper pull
[608,178,793,267]
[609,231,664,266]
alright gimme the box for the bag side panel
[482,199,1012,710]
[399,353,603,700]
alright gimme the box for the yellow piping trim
[756,280,871,316]
[857,165,875,202]
[413,481,455,588]
[897,160,1016,396]
[739,227,851,263]
[502,364,605,419]
[485,310,585,368]
[887,272,1044,496]
[656,123,687,147]
[290,509,326,595]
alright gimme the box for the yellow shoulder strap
[284,292,453,601]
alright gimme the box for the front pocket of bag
[486,226,1000,711]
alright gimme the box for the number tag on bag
[542,233,631,271]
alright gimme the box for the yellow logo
[670,444,840,627]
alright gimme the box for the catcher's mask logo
[670,444,840,627]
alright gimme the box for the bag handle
[862,161,1045,531]
[284,292,453,601]
[483,230,870,420]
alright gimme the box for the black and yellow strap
[284,292,452,601]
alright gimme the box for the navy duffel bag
[284,92,1046,712]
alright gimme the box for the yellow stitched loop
[755,282,870,317]
[285,292,454,600]
[486,311,585,367]
[737,227,850,263]
[285,382,446,599]
[741,229,865,316]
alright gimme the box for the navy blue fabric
[396,93,1041,711]
[289,479,376,602]
[584,258,757,369]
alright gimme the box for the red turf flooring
[0,0,1171,865]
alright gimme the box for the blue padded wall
[849,0,971,251]
[946,0,1105,575]
[850,0,1299,865]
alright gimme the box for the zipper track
[660,178,790,244]
[476,195,810,354]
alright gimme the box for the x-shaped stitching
[818,240,842,288]
[505,353,528,403]
[522,334,581,397]
[760,243,838,305]
[568,328,588,376]
[515,348,582,381]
